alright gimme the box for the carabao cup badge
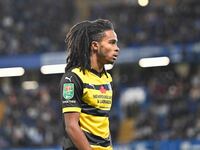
[63,83,74,99]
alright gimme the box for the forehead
[101,30,118,41]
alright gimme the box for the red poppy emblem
[100,85,106,93]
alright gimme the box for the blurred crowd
[1,0,200,148]
[91,0,200,47]
[0,0,200,55]
[118,63,200,141]
[0,0,75,55]
[0,75,63,148]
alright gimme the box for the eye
[110,40,117,45]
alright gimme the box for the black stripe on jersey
[84,131,111,147]
[81,101,109,117]
[84,83,111,91]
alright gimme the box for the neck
[90,55,104,73]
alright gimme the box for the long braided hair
[65,19,114,73]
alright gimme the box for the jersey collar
[89,68,106,78]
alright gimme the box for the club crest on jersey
[63,83,74,99]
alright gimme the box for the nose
[115,45,120,53]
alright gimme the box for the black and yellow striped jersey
[60,67,113,150]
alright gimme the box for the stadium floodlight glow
[0,67,25,77]
[139,56,170,68]
[22,81,39,90]
[40,64,66,74]
[138,0,149,7]
[41,63,114,75]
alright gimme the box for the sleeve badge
[63,83,74,100]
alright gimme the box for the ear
[91,41,99,52]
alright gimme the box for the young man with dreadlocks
[60,19,120,150]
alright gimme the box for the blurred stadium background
[0,0,200,149]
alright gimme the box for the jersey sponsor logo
[93,95,112,99]
[97,99,112,104]
[63,83,74,99]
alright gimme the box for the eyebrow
[109,39,118,43]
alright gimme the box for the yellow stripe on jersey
[62,107,81,113]
[72,68,112,84]
[91,145,113,150]
[80,113,109,138]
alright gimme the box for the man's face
[97,30,120,64]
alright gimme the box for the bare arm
[64,112,92,150]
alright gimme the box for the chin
[104,58,116,64]
[108,61,115,65]
[105,60,115,64]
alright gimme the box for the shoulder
[60,69,82,85]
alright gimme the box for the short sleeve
[60,71,83,113]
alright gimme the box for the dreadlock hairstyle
[65,19,114,73]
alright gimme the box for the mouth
[113,54,118,60]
